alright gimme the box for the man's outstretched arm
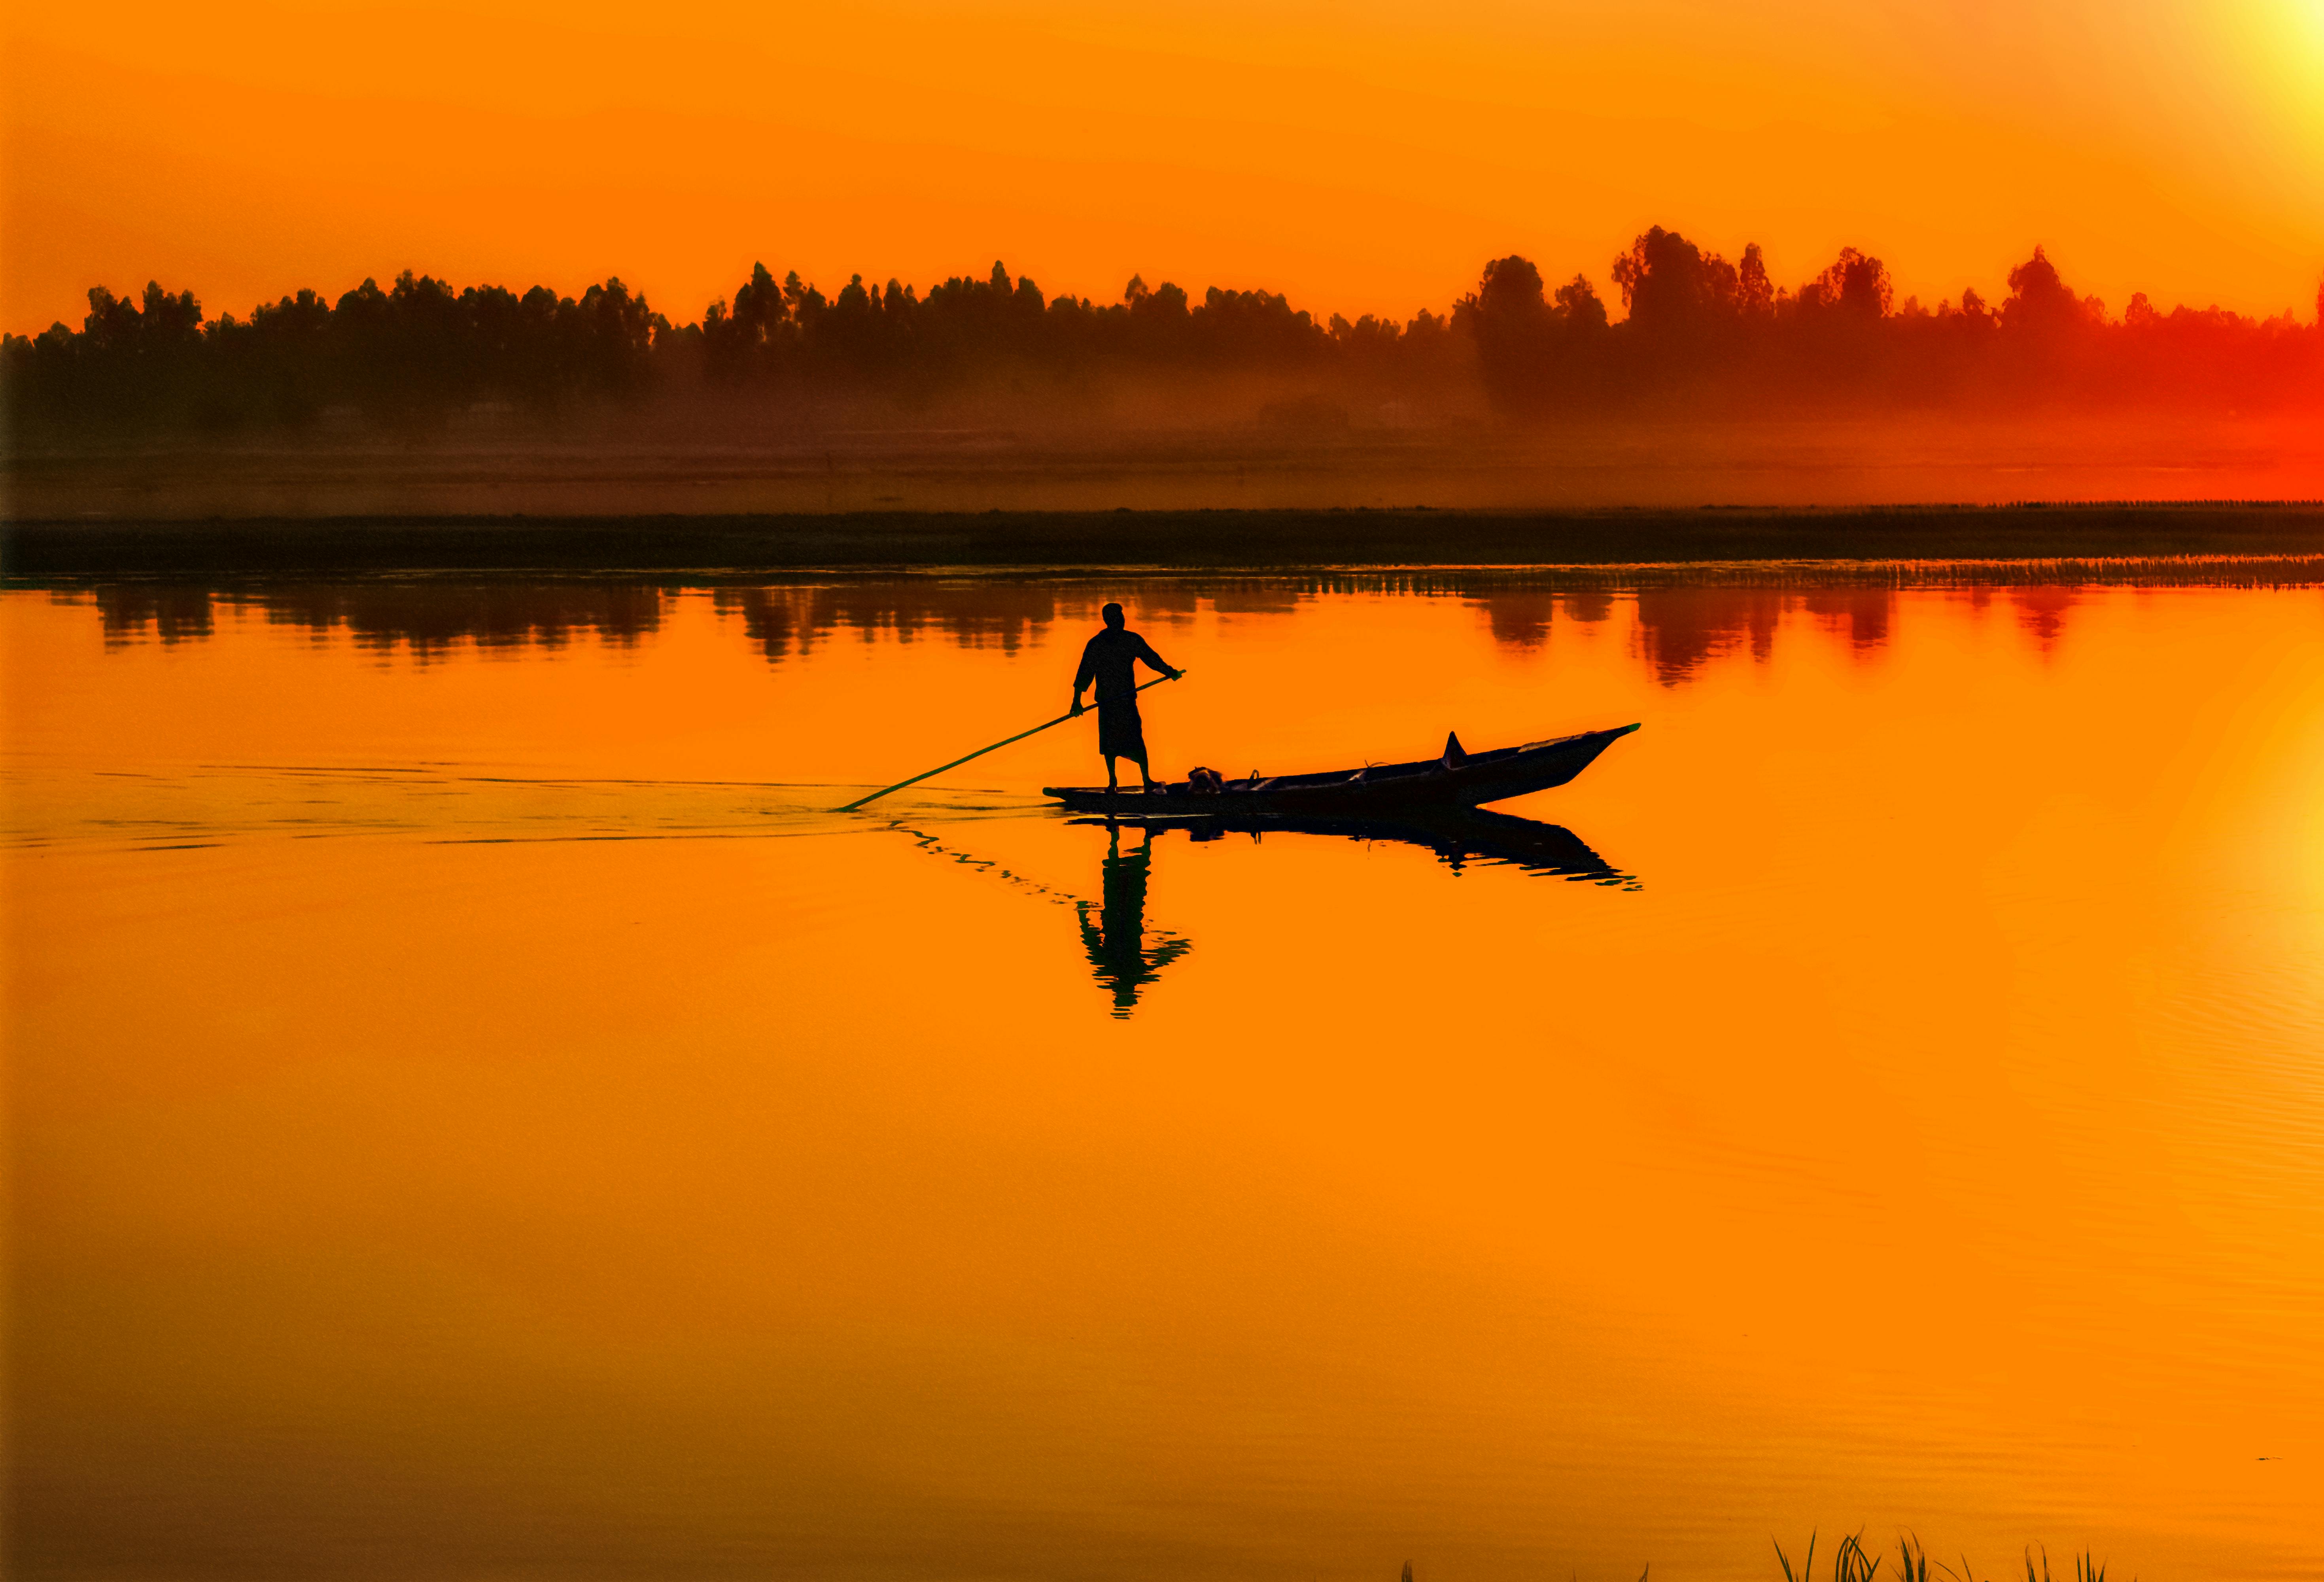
[1135,636,1182,679]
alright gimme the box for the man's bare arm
[1071,640,1097,714]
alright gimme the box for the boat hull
[1042,722,1639,814]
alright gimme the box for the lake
[5,569,2322,1581]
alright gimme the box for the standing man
[1070,602,1181,793]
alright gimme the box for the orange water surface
[4,573,2322,1581]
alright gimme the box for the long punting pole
[833,671,1186,813]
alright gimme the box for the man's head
[1101,602,1125,628]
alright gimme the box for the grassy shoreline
[9,503,2324,578]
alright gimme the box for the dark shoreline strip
[10,504,2324,578]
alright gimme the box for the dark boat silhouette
[1067,806,1629,882]
[1042,723,1640,814]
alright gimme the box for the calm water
[6,571,2323,1581]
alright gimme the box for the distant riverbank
[9,502,2324,577]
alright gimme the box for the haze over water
[6,571,2323,1580]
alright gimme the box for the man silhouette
[1070,602,1180,793]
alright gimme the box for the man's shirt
[1075,628,1171,706]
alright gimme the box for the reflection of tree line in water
[898,811,1634,1018]
[76,581,1207,657]
[11,227,2322,436]
[79,581,666,653]
[74,571,2294,674]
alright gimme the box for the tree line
[1460,229,2322,413]
[6,228,2320,437]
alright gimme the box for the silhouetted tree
[1456,255,1551,409]
[1737,244,1776,319]
[2003,246,2093,334]
[1797,248,1891,320]
[1611,227,1741,337]
[1454,257,1609,410]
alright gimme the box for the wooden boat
[1042,723,1640,814]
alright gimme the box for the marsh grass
[1772,1531,2114,1582]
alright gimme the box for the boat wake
[2,763,1049,851]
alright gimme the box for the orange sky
[6,0,2324,335]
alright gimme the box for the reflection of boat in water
[900,798,1636,1024]
[1042,723,1640,814]
[1068,806,1634,883]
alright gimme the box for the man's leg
[1104,754,1120,792]
[1133,750,1154,791]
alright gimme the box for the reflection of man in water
[1077,825,1192,1017]
[1070,602,1180,793]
